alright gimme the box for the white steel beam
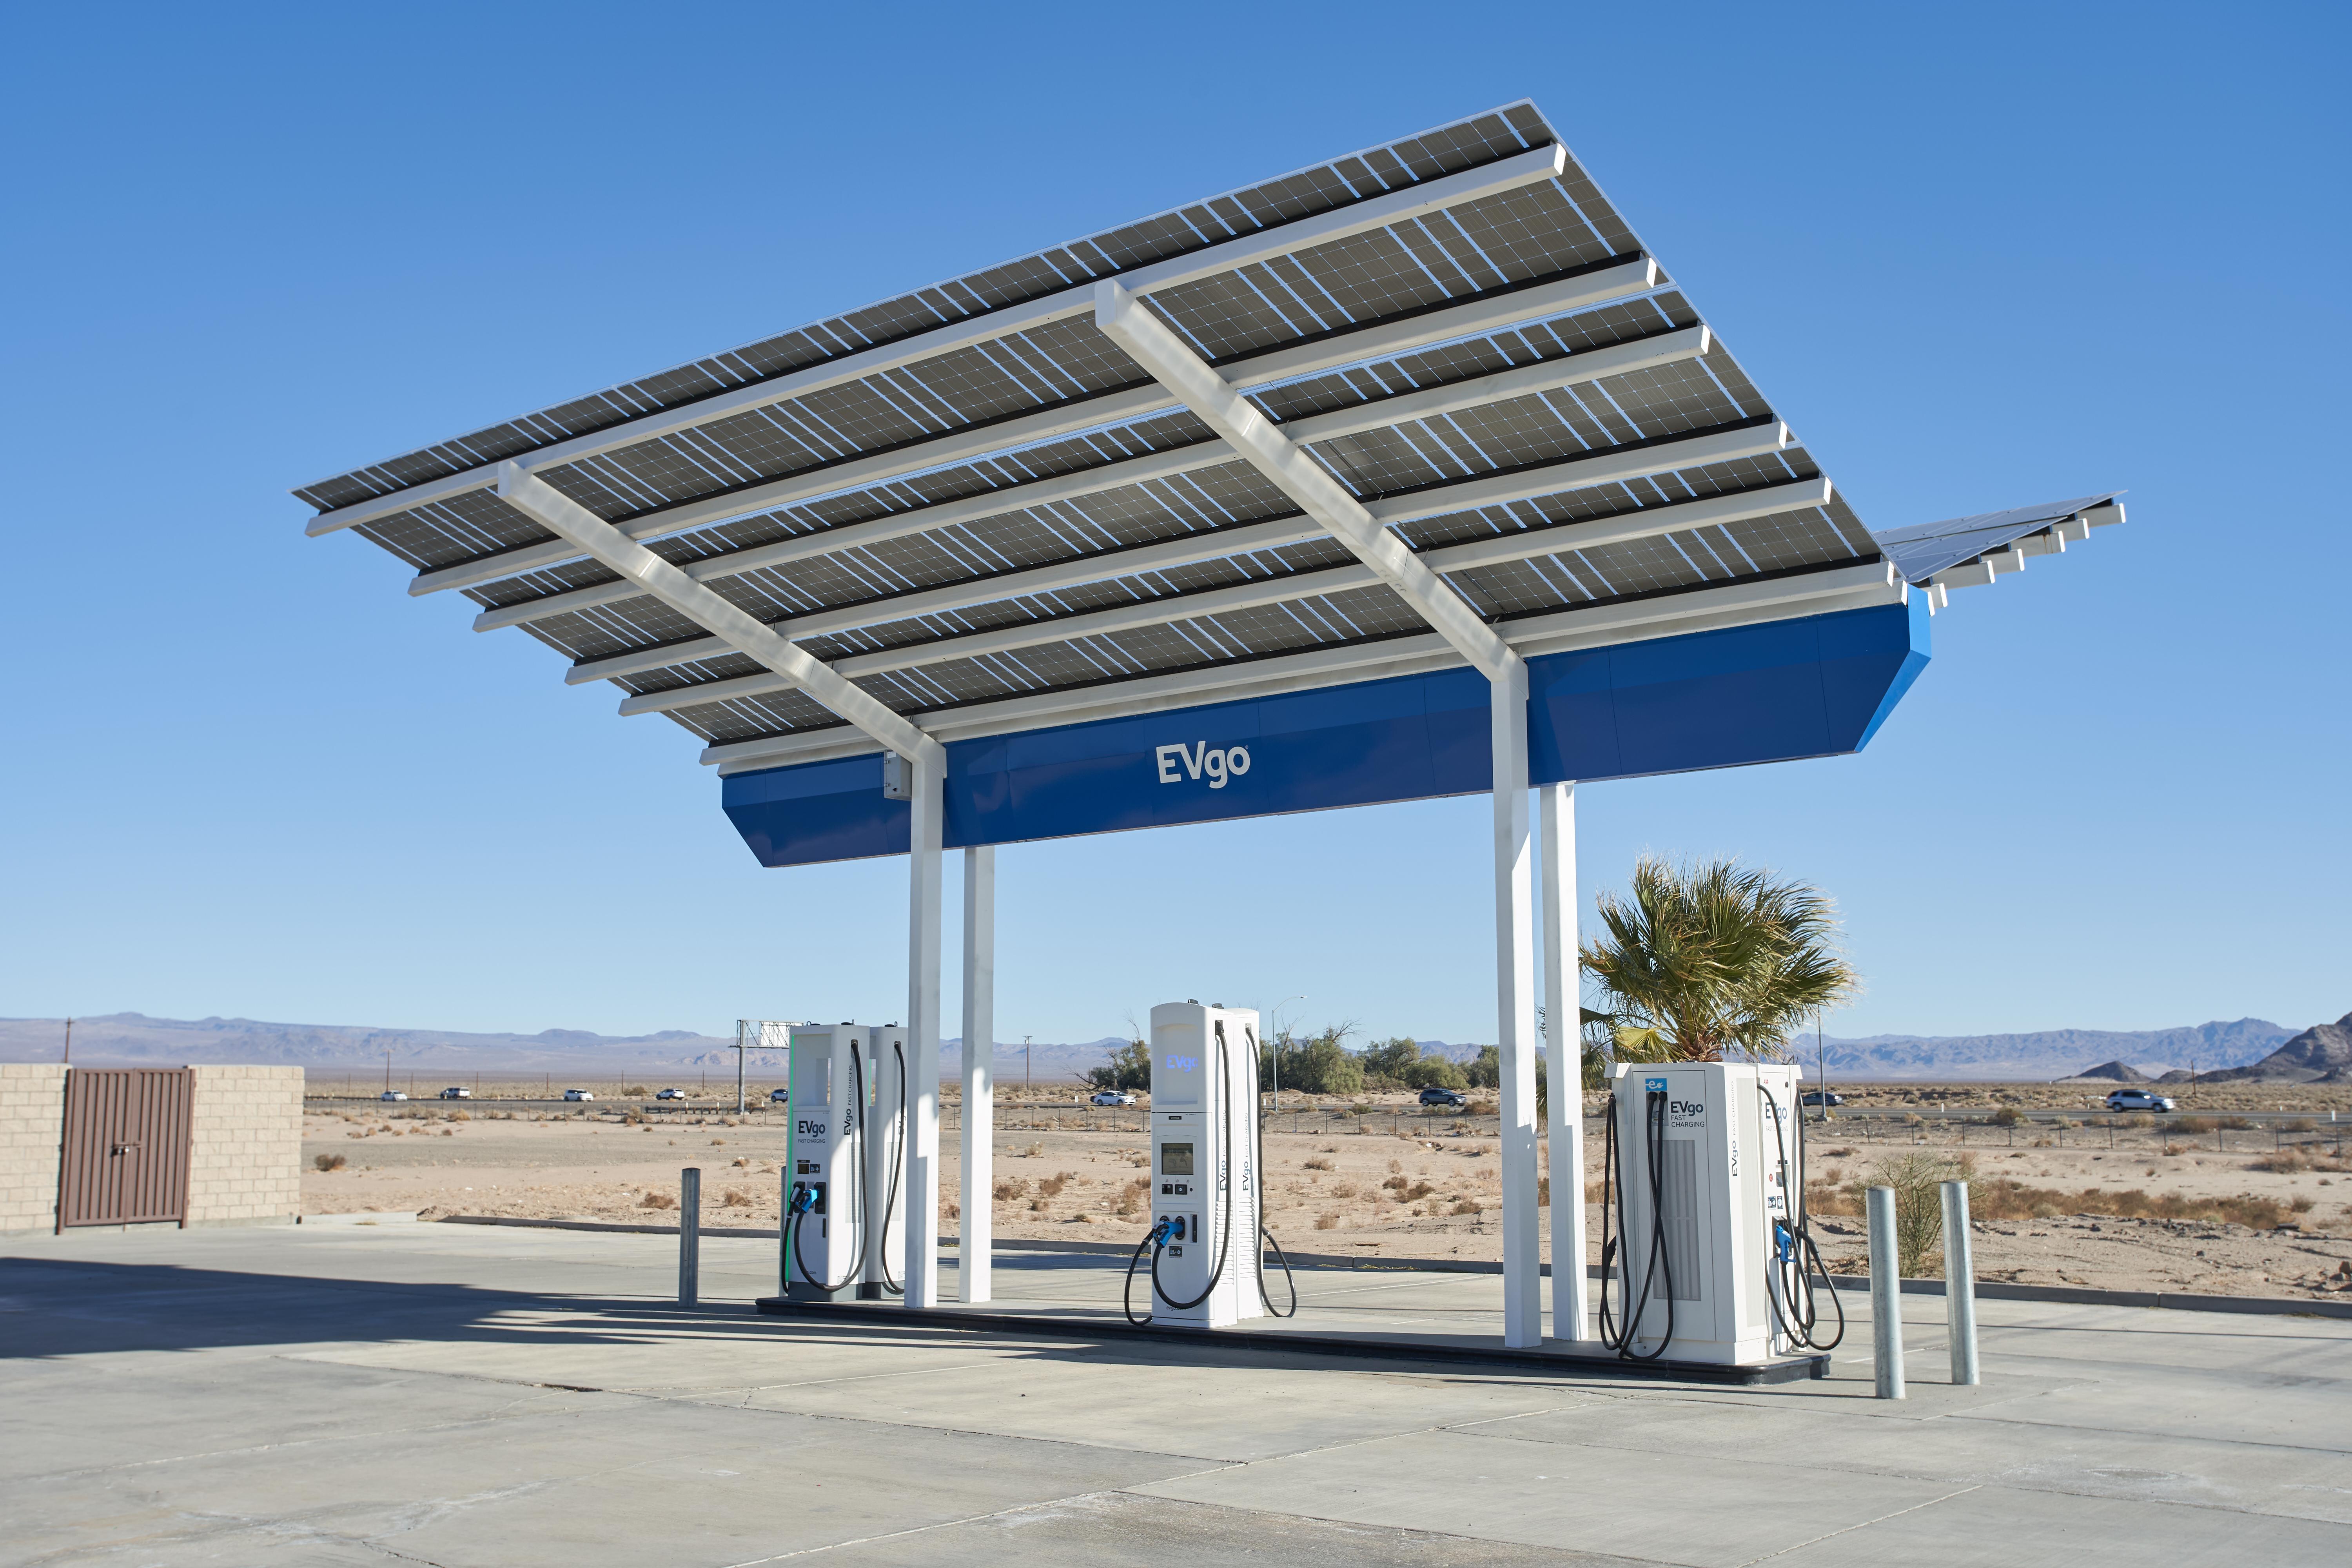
[959,844,995,1304]
[904,748,946,1310]
[613,477,1833,720]
[1097,279,1516,678]
[416,255,1661,599]
[311,145,1575,541]
[1493,664,1541,1348]
[492,464,942,767]
[475,323,1707,635]
[564,422,1788,690]
[700,561,1901,775]
[1540,781,1590,1344]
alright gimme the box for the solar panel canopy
[297,102,2115,801]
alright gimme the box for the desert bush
[2284,1118,2317,1134]
[2161,1142,2189,1156]
[2290,1196,2315,1214]
[1315,1212,1340,1229]
[1869,1151,1971,1275]
[2252,1152,2308,1174]
[994,1177,1030,1201]
[722,1189,753,1208]
[1382,1174,1408,1192]
[1115,1178,1148,1216]
[1304,1157,1334,1171]
[1991,1106,2024,1128]
[2221,1116,2256,1131]
[1967,1178,2285,1229]
[1023,1142,1044,1158]
[639,1191,677,1210]
[449,1110,470,1122]
[1450,1198,1482,1216]
[313,1153,346,1172]
[1333,1182,1358,1199]
[1037,1172,1074,1198]
[2174,1116,2218,1134]
[2125,1113,2155,1129]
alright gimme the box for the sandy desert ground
[301,1082,2352,1301]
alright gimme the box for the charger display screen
[1160,1141,1195,1175]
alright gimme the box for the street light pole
[1024,1036,1032,1099]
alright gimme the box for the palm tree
[1581,857,1858,1063]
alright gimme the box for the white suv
[2105,1089,2175,1112]
[562,1089,594,1102]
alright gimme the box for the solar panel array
[296,102,1896,775]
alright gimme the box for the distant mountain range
[0,1011,2314,1083]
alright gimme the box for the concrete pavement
[3,1221,2347,1565]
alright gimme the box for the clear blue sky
[3,2,2345,1047]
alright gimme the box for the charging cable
[1760,1084,1844,1350]
[1596,1085,1675,1360]
[1244,1026,1297,1318]
[876,1038,909,1297]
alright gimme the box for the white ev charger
[1597,1060,1843,1365]
[783,1022,910,1303]
[1125,1000,1296,1328]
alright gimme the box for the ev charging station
[1125,1002,1292,1329]
[784,1023,910,1303]
[301,100,2118,1366]
[1599,1062,1838,1365]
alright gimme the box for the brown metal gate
[57,1068,193,1230]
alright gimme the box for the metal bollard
[1941,1180,1979,1386]
[1867,1185,1904,1399]
[679,1167,701,1307]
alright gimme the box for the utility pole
[62,1017,72,1066]
[1025,1036,1032,1100]
[384,1049,392,1093]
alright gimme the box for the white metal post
[904,750,945,1309]
[1492,664,1540,1348]
[960,844,995,1303]
[1540,781,1589,1343]
[1942,1179,1980,1385]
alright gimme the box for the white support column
[1540,782,1590,1343]
[958,844,995,1304]
[903,748,946,1309]
[1492,664,1541,1348]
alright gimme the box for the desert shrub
[1404,1181,1435,1202]
[2252,1153,2308,1174]
[1991,1106,2024,1128]
[1967,1179,2285,1229]
[1315,1212,1340,1229]
[1869,1151,1970,1275]
[1333,1182,1358,1199]
[722,1189,753,1208]
[1382,1174,1408,1192]
[313,1153,346,1172]
[623,1085,648,1098]
[639,1191,677,1210]
[710,1138,726,1147]
[2161,1142,2189,1156]
[994,1177,1030,1201]
[2125,1113,2155,1129]
[1304,1156,1334,1171]
[1902,1113,1926,1128]
[1450,1198,1482,1216]
[2284,1118,2317,1134]
[1115,1178,1148,1216]
[449,1110,470,1122]
[1037,1172,1074,1198]
[2221,1116,2256,1131]
[2174,1116,2218,1134]
[1023,1142,1044,1158]
[2290,1196,2315,1214]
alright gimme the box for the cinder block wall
[186,1065,305,1226]
[0,1064,68,1234]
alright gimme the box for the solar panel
[296,101,2107,778]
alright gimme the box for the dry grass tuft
[313,1153,346,1172]
[1303,1157,1334,1171]
[639,1191,677,1210]
[721,1188,753,1208]
[994,1177,1030,1201]
[1036,1172,1074,1198]
[1314,1212,1341,1230]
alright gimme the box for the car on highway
[1417,1087,1468,1108]
[1800,1090,1844,1107]
[2105,1089,2176,1112]
[562,1089,594,1102]
[1090,1091,1137,1106]
[655,1088,688,1100]
[769,1087,790,1103]
[379,1091,407,1102]
[438,1086,470,1100]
